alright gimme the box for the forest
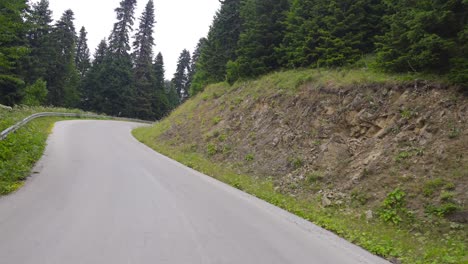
[1,0,467,120]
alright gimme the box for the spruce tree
[232,0,290,80]
[132,0,156,120]
[100,0,137,116]
[22,0,54,85]
[152,52,170,118]
[75,26,91,77]
[81,39,108,111]
[190,0,242,91]
[47,9,80,107]
[172,49,191,100]
[0,0,29,105]
[376,0,467,78]
[188,37,207,95]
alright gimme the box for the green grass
[0,117,60,194]
[0,106,109,195]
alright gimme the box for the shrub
[21,79,48,106]
[378,188,408,225]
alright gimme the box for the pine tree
[152,52,170,118]
[232,0,290,80]
[276,0,388,69]
[109,0,137,56]
[81,39,108,111]
[22,0,54,85]
[0,0,29,105]
[47,9,80,107]
[100,0,137,116]
[188,37,207,95]
[190,0,242,91]
[172,49,191,100]
[132,0,156,120]
[376,0,467,77]
[75,26,91,77]
[165,80,180,110]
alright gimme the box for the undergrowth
[0,117,59,194]
[0,107,108,195]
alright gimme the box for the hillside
[134,69,467,263]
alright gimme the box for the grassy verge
[0,105,100,131]
[0,117,61,194]
[0,106,109,195]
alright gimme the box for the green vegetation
[378,188,410,225]
[0,0,176,120]
[0,106,106,195]
[0,116,58,194]
[132,68,467,262]
[134,120,466,263]
[191,0,467,96]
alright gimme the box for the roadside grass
[132,68,466,264]
[134,122,466,263]
[0,117,60,194]
[0,106,109,195]
[0,105,98,131]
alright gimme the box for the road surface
[0,120,389,264]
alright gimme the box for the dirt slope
[160,71,467,225]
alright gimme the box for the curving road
[0,120,389,264]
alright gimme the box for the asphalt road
[0,120,390,264]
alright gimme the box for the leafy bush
[21,79,48,106]
[378,188,408,225]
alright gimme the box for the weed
[351,189,369,206]
[212,116,222,125]
[289,157,303,169]
[245,153,254,161]
[425,203,459,217]
[206,144,217,156]
[219,133,228,142]
[306,171,323,184]
[400,109,412,119]
[395,151,411,162]
[440,191,455,202]
[448,125,460,139]
[395,148,424,162]
[423,178,445,197]
[378,188,408,225]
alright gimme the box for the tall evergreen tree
[231,0,290,80]
[376,0,467,78]
[0,0,29,105]
[172,49,191,100]
[190,0,242,91]
[152,52,170,118]
[100,0,137,116]
[188,37,207,95]
[81,39,108,111]
[75,26,91,77]
[47,9,80,107]
[22,0,54,85]
[132,0,156,120]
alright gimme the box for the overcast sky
[44,0,220,77]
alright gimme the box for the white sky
[44,0,220,77]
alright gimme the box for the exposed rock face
[160,81,468,220]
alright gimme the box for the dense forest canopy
[0,0,466,120]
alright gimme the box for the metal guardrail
[0,112,153,141]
